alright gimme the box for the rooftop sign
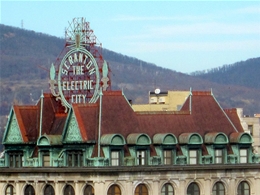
[49,18,110,112]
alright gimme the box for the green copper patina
[64,114,82,142]
[3,111,23,144]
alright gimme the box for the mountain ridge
[0,24,259,117]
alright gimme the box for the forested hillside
[191,58,260,89]
[1,23,260,118]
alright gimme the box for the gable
[63,113,82,143]
[3,111,23,144]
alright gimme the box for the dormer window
[127,133,151,166]
[101,134,126,166]
[67,151,83,167]
[229,132,253,164]
[179,133,203,165]
[153,133,178,165]
[137,150,147,165]
[9,151,23,168]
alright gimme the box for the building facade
[0,91,259,195]
[0,18,259,195]
[236,108,260,154]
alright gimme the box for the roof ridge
[211,92,239,132]
[192,91,211,95]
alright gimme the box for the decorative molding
[5,114,23,143]
[64,114,82,142]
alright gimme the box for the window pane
[24,185,35,195]
[67,151,83,167]
[164,150,172,165]
[84,185,94,195]
[43,155,50,167]
[137,151,146,165]
[107,185,121,195]
[189,150,197,165]
[240,149,247,163]
[212,182,225,195]
[135,184,148,195]
[248,125,253,135]
[238,181,250,195]
[64,185,75,195]
[9,152,23,168]
[6,185,16,195]
[187,183,200,195]
[161,183,174,195]
[215,149,223,164]
[44,185,55,195]
[111,151,120,166]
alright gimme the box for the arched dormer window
[127,133,151,166]
[101,134,126,166]
[153,133,178,165]
[230,132,253,163]
[205,132,228,164]
[179,133,203,165]
[37,135,62,167]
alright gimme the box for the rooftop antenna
[39,90,44,137]
[189,87,192,113]
[21,20,24,29]
[98,88,103,158]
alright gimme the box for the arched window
[84,185,94,195]
[24,185,35,195]
[5,184,16,195]
[44,184,55,195]
[237,181,250,195]
[161,183,174,195]
[213,182,225,195]
[64,185,75,195]
[187,183,200,195]
[107,184,121,195]
[135,184,148,195]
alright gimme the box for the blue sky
[1,1,260,74]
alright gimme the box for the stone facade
[0,165,259,195]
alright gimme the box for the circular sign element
[57,47,100,108]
